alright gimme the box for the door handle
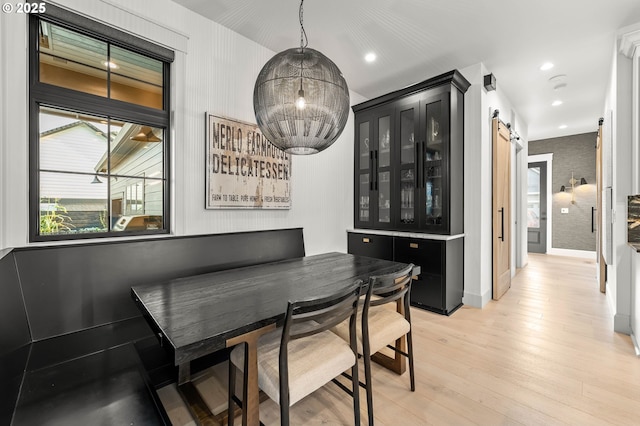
[592,207,596,233]
[419,141,425,188]
[498,208,504,241]
[374,150,379,191]
[416,142,421,188]
[369,151,374,191]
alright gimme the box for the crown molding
[619,26,640,58]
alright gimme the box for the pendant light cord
[298,0,307,97]
[299,0,308,50]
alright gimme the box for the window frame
[29,4,173,242]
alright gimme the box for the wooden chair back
[278,280,363,411]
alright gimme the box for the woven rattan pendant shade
[253,47,349,155]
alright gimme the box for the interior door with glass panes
[421,93,449,232]
[396,99,420,229]
[374,109,395,228]
[527,161,547,253]
[355,114,373,228]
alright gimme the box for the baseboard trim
[631,333,640,357]
[614,313,632,335]
[463,288,492,309]
[547,248,596,260]
[605,283,616,318]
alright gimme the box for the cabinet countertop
[348,229,464,241]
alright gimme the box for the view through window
[31,12,171,240]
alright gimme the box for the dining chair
[332,263,415,426]
[228,280,363,426]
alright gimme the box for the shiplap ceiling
[171,0,640,141]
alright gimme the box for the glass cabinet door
[422,95,448,230]
[376,115,392,225]
[356,118,372,226]
[398,102,419,226]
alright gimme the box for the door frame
[527,153,553,254]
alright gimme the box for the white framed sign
[205,113,291,209]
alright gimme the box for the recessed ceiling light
[364,52,376,63]
[559,124,568,129]
[552,100,563,107]
[540,62,554,71]
[102,61,119,69]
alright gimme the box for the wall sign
[206,113,291,209]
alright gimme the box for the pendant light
[253,0,350,155]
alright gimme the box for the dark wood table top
[131,252,409,365]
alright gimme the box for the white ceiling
[171,0,640,141]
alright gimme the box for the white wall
[615,48,633,335]
[634,49,640,351]
[0,0,359,255]
[604,30,635,335]
[615,23,640,346]
[0,10,28,251]
[459,63,529,308]
[0,9,9,251]
[603,44,618,317]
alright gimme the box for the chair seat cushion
[230,327,355,406]
[331,305,410,355]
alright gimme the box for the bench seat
[0,229,305,425]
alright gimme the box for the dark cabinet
[348,231,463,315]
[348,232,463,315]
[394,236,463,315]
[347,232,394,261]
[353,70,469,235]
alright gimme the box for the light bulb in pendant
[296,88,306,110]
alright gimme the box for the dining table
[131,251,413,426]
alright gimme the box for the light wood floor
[158,254,640,425]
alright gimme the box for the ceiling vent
[549,74,568,91]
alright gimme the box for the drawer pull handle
[363,238,370,243]
[410,243,419,249]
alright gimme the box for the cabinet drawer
[347,233,394,261]
[393,237,443,275]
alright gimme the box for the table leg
[371,298,407,375]
[177,381,221,426]
[226,324,276,426]
[178,361,191,386]
[371,335,407,374]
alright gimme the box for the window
[30,5,173,241]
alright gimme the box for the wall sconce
[559,172,586,204]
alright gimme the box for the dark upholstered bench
[0,228,305,425]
